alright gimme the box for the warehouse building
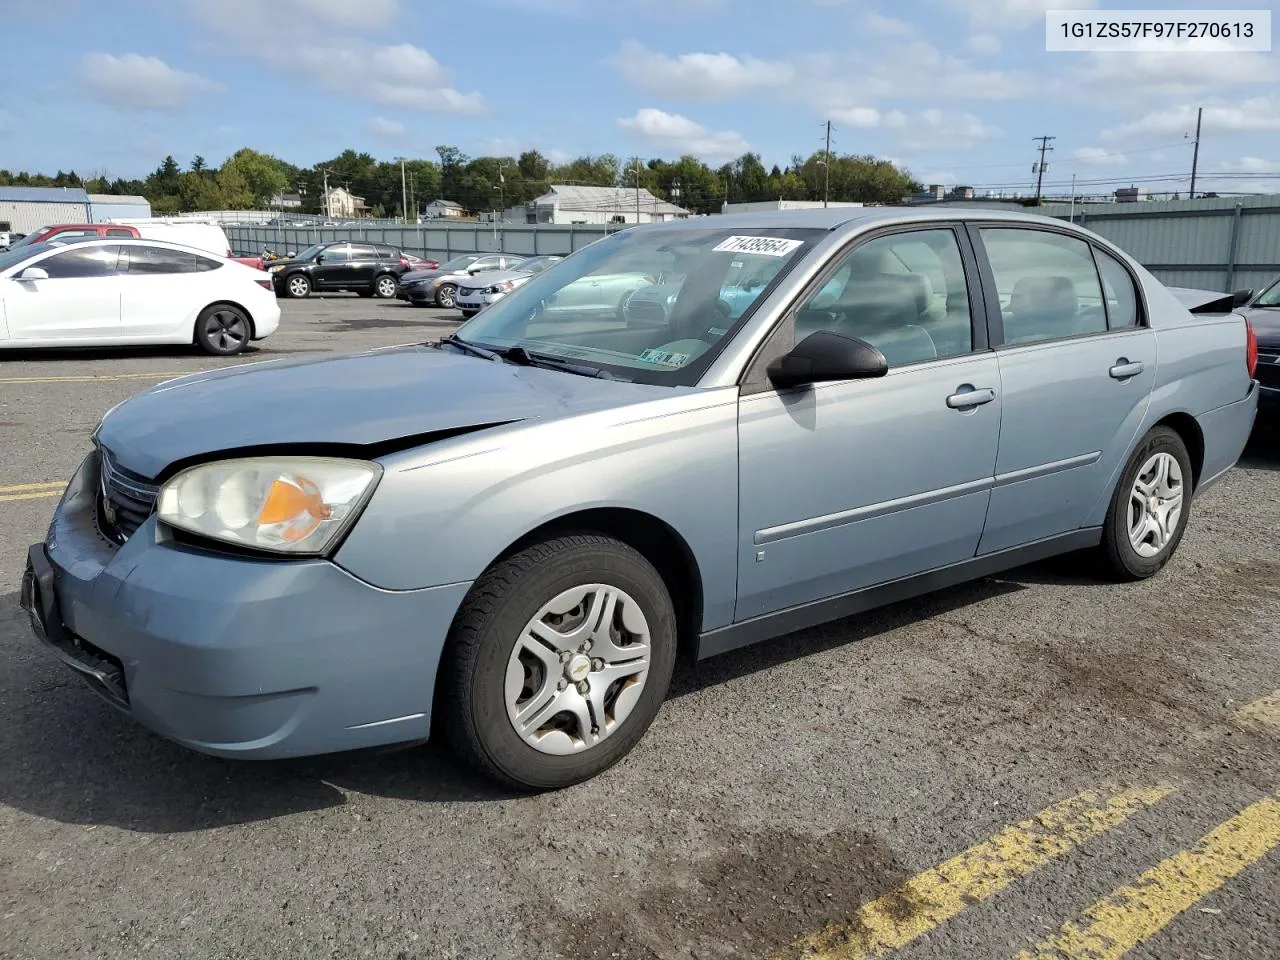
[0,185,90,233]
[88,193,151,221]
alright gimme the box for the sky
[1,0,1278,198]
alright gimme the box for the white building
[0,185,90,232]
[524,185,689,225]
[87,194,151,222]
[423,199,465,219]
[720,199,864,214]
[323,186,367,219]
[269,193,303,209]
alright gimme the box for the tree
[216,163,253,209]
[221,148,289,207]
[518,150,549,183]
[191,155,208,174]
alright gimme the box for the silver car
[21,207,1260,791]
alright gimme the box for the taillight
[1245,316,1258,378]
[400,256,410,269]
[256,279,273,290]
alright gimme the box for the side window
[321,244,350,262]
[1094,247,1140,328]
[793,228,974,367]
[376,246,396,260]
[125,245,200,274]
[980,228,1107,345]
[39,245,121,278]
[105,228,135,237]
[349,243,377,260]
[192,255,223,272]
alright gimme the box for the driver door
[735,225,1002,620]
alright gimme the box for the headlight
[487,280,516,294]
[157,457,381,556]
[268,264,286,273]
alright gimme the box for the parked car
[404,252,441,270]
[397,253,527,308]
[456,255,563,318]
[0,237,279,355]
[267,241,411,298]
[20,208,1259,792]
[10,220,262,270]
[1229,274,1279,414]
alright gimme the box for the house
[524,185,690,225]
[423,199,465,219]
[323,186,367,219]
[269,193,303,210]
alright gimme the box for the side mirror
[1232,288,1254,307]
[767,330,888,389]
[314,254,325,263]
[17,266,49,281]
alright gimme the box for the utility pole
[823,120,833,208]
[322,168,330,219]
[1032,135,1056,202]
[400,158,409,223]
[1189,106,1203,200]
[634,157,641,223]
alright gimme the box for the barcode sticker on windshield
[712,236,804,257]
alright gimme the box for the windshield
[453,225,823,385]
[7,229,49,250]
[0,241,56,272]
[1255,275,1280,307]
[292,243,325,261]
[442,255,481,271]
[517,256,559,275]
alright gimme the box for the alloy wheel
[288,275,309,297]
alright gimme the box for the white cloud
[1060,50,1280,106]
[617,108,749,162]
[79,52,220,111]
[288,0,400,27]
[941,0,1098,30]
[365,117,406,141]
[888,109,1000,151]
[1221,156,1280,174]
[832,106,881,127]
[966,34,1001,55]
[864,12,914,36]
[610,41,795,101]
[1072,146,1128,166]
[1102,97,1280,141]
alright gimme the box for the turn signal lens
[1245,317,1258,378]
[157,457,380,555]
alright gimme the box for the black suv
[269,241,410,299]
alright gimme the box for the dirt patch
[326,315,456,332]
[530,825,909,960]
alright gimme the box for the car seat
[1007,275,1079,343]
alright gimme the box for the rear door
[969,223,1156,554]
[2,244,123,341]
[119,244,221,338]
[347,243,381,287]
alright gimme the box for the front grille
[1258,352,1280,390]
[98,446,159,543]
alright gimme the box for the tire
[357,289,375,298]
[439,534,678,791]
[460,309,478,319]
[374,274,398,299]
[284,274,311,298]
[194,304,251,356]
[1098,425,1193,581]
[435,283,457,308]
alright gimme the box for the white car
[0,238,280,356]
[455,255,564,318]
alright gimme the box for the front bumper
[19,451,472,760]
[456,291,500,311]
[401,283,438,303]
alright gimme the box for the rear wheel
[438,534,678,791]
[1098,426,1193,580]
[285,274,311,298]
[194,304,251,356]
[436,283,457,309]
[374,274,398,298]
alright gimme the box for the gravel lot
[1,295,1277,960]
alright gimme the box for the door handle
[946,385,997,409]
[1109,359,1145,379]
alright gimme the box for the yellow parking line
[1234,689,1280,731]
[0,481,66,493]
[773,786,1174,960]
[0,490,64,503]
[0,372,194,384]
[1015,790,1280,960]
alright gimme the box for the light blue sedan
[21,208,1261,790]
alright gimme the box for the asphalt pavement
[1,295,1277,960]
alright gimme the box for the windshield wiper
[497,345,625,381]
[437,333,502,361]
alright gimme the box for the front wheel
[194,304,251,356]
[374,274,398,298]
[460,309,478,319]
[438,534,678,791]
[435,283,457,308]
[1098,425,1193,581]
[284,274,311,298]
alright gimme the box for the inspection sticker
[712,236,804,257]
[638,348,690,367]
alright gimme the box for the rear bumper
[1194,380,1260,497]
[19,452,471,760]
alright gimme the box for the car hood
[401,267,468,284]
[95,345,675,479]
[459,269,532,289]
[1241,305,1280,345]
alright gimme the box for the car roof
[640,204,1079,233]
[27,236,231,258]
